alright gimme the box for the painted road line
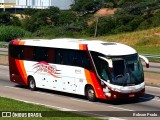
[146,86,160,90]
[70,98,93,104]
[4,86,25,90]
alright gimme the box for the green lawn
[0,97,101,120]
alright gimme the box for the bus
[8,38,149,101]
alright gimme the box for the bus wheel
[29,77,36,91]
[86,86,96,102]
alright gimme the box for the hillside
[91,27,160,55]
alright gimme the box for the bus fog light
[113,95,117,98]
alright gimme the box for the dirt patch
[144,72,160,87]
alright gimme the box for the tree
[0,11,21,26]
[22,7,60,32]
[46,7,60,25]
[71,0,102,16]
[85,16,116,36]
[58,11,77,25]
[23,8,39,16]
[0,11,12,25]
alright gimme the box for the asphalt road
[0,65,160,120]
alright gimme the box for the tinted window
[47,48,55,63]
[74,50,91,70]
[33,47,47,61]
[23,46,33,61]
[9,45,24,59]
[55,48,91,70]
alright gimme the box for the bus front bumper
[106,88,145,100]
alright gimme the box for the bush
[0,26,31,42]
[138,19,152,30]
[85,16,116,36]
[151,12,160,27]
[33,26,82,38]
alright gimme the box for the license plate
[129,94,135,97]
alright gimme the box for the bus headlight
[105,93,111,97]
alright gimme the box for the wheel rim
[30,80,35,89]
[88,89,94,99]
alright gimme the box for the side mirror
[98,56,113,72]
[139,55,149,68]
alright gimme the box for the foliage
[1,0,160,38]
[0,11,21,26]
[84,0,160,36]
[71,0,102,15]
[86,16,116,36]
[21,7,60,32]
[58,11,77,25]
[33,26,82,38]
[23,8,39,15]
[151,12,160,27]
[0,11,12,25]
[0,26,31,42]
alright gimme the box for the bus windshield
[99,54,144,86]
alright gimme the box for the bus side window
[47,48,55,63]
[23,46,33,61]
[9,45,24,60]
[33,47,47,62]
[55,49,75,65]
[74,51,92,70]
[61,50,75,66]
[55,49,62,64]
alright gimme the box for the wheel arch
[84,84,95,96]
[27,75,34,85]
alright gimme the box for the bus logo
[33,62,61,78]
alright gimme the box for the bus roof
[11,38,137,56]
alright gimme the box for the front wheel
[86,86,96,102]
[29,77,36,91]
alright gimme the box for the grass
[93,27,160,51]
[91,27,160,62]
[0,97,100,120]
[94,27,160,46]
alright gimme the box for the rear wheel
[86,86,96,102]
[29,77,36,91]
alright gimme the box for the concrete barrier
[0,55,8,65]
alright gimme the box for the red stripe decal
[79,44,88,50]
[84,69,106,99]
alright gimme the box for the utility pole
[3,7,5,12]
[94,17,99,37]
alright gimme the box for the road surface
[0,65,159,120]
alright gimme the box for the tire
[86,86,96,102]
[29,77,36,91]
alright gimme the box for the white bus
[9,38,149,101]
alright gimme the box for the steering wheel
[116,74,124,78]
